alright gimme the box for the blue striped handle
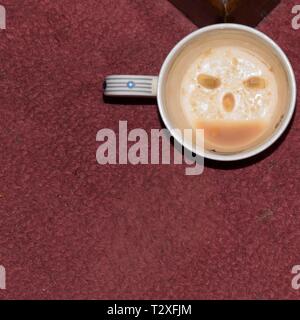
[103,75,158,97]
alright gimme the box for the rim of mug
[157,23,297,162]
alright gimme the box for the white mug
[104,24,296,161]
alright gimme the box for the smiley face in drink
[180,47,279,152]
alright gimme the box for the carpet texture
[0,0,299,299]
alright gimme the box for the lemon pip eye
[197,74,221,89]
[243,76,266,89]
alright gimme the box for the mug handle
[103,75,158,97]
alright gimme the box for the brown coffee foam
[163,28,290,154]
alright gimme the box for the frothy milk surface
[180,46,279,151]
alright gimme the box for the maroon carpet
[0,0,299,299]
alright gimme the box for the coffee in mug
[104,24,296,161]
[165,28,288,153]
